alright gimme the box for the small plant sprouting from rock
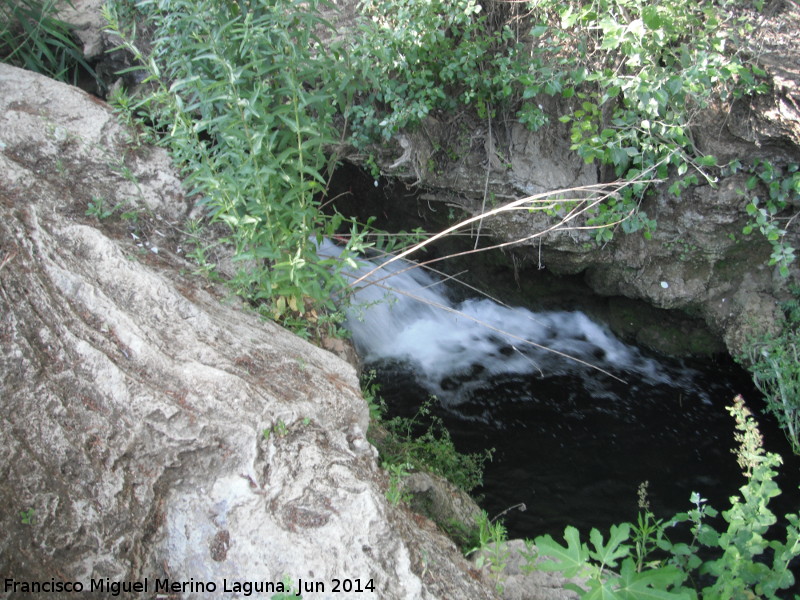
[270,577,301,600]
[735,159,799,277]
[467,510,510,594]
[368,393,493,495]
[384,462,413,506]
[86,196,115,220]
[263,419,290,443]
[361,371,492,511]
[0,0,98,86]
[19,508,34,525]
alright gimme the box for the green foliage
[532,0,765,242]
[669,398,799,598]
[741,287,800,455]
[103,0,785,325]
[361,369,386,423]
[738,160,800,277]
[85,196,115,220]
[363,373,492,495]
[384,461,413,506]
[468,510,511,593]
[346,0,767,245]
[531,396,800,599]
[269,578,301,599]
[262,418,290,443]
[104,0,373,324]
[378,399,493,494]
[19,508,34,525]
[632,481,667,573]
[348,0,523,142]
[536,522,692,599]
[0,0,96,84]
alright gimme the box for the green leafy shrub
[375,398,493,494]
[532,396,800,599]
[526,0,766,241]
[384,461,413,506]
[347,0,769,244]
[1,0,96,84]
[468,510,511,593]
[738,160,800,277]
[362,373,492,495]
[348,0,523,142]
[741,287,800,455]
[105,0,373,323]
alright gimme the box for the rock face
[0,64,498,599]
[57,0,108,60]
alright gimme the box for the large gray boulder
[0,63,497,599]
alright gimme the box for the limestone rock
[404,471,482,536]
[0,64,497,599]
[57,0,108,59]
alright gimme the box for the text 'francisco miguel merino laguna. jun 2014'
[3,576,378,596]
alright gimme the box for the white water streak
[321,240,683,403]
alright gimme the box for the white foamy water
[319,239,691,404]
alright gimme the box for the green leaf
[582,577,620,600]
[588,524,632,568]
[642,6,663,30]
[697,155,717,167]
[534,526,589,577]
[616,559,693,600]
[530,24,548,37]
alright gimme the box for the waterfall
[319,239,699,408]
[318,240,800,549]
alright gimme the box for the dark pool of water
[370,350,800,554]
[327,161,800,591]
